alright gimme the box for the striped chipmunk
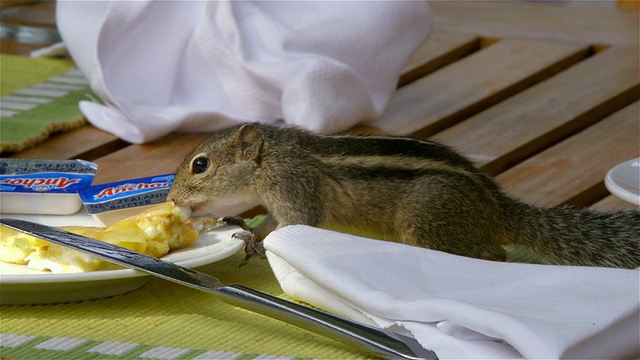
[168,123,640,269]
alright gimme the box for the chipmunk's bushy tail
[506,203,640,269]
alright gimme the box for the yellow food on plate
[0,202,207,273]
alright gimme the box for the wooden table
[6,1,638,212]
[1,2,638,359]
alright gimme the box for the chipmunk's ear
[234,124,262,162]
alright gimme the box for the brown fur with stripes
[169,123,639,268]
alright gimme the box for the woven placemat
[0,250,370,360]
[0,55,92,154]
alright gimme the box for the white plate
[605,158,640,206]
[0,210,244,304]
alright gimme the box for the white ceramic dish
[605,158,640,206]
[0,210,244,304]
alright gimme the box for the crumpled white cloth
[263,225,640,359]
[56,1,432,143]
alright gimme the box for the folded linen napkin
[263,225,640,359]
[56,1,432,143]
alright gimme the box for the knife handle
[215,284,437,360]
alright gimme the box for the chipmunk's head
[168,123,265,216]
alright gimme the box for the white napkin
[263,225,640,359]
[55,1,432,143]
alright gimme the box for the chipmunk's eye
[191,156,210,174]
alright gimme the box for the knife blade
[0,218,438,360]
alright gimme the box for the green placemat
[0,250,370,360]
[0,55,93,154]
[0,215,370,359]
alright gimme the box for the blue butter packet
[0,159,97,193]
[78,174,174,225]
[0,159,98,215]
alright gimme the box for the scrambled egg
[0,202,199,273]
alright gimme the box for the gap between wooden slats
[399,31,481,87]
[432,46,640,176]
[351,32,484,136]
[495,101,639,208]
[591,195,639,211]
[369,38,592,137]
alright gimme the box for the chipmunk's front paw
[232,230,266,267]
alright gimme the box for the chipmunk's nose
[166,185,186,206]
[166,188,177,203]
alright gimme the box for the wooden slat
[369,39,590,137]
[91,132,210,184]
[495,101,639,208]
[591,195,639,211]
[432,46,640,175]
[399,31,480,87]
[8,125,127,161]
[0,39,44,56]
[430,1,640,46]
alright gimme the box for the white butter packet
[0,159,97,215]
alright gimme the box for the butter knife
[0,218,438,360]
